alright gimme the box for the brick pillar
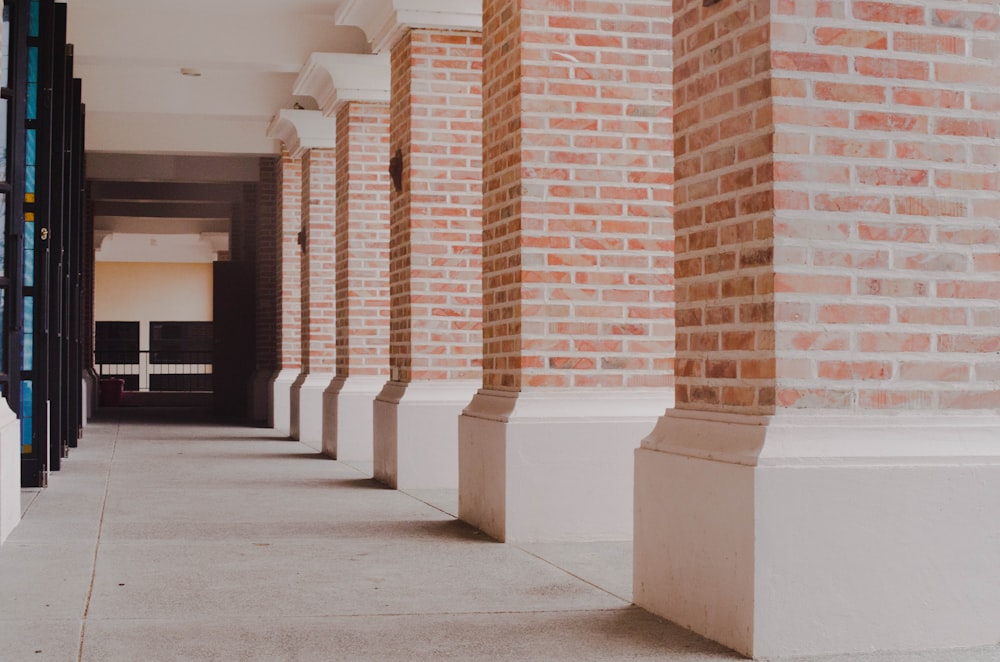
[635,1,1000,657]
[458,0,673,542]
[268,149,303,433]
[289,146,337,447]
[250,157,279,426]
[321,101,391,461]
[370,28,483,489]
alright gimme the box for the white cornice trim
[293,53,391,116]
[265,109,337,159]
[336,0,482,52]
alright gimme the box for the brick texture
[675,0,1000,413]
[335,102,391,378]
[481,0,673,391]
[389,29,483,383]
[255,157,278,372]
[300,148,337,373]
[276,150,302,370]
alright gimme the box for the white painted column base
[0,400,21,544]
[269,368,300,434]
[289,372,332,449]
[373,380,479,489]
[82,368,99,425]
[248,368,274,426]
[459,388,668,543]
[322,375,384,461]
[634,410,1000,659]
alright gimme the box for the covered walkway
[2,408,734,661]
[5,411,999,661]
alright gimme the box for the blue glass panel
[24,236,34,285]
[26,84,36,121]
[29,1,39,38]
[20,414,32,453]
[26,129,35,166]
[28,48,37,83]
[22,331,32,370]
[20,380,32,452]
[25,165,35,195]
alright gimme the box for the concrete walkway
[1,408,998,661]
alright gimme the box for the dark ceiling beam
[92,200,235,219]
[90,180,246,203]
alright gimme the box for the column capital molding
[336,0,481,52]
[266,109,337,160]
[293,53,391,117]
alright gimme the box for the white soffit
[266,109,337,159]
[337,0,482,52]
[293,53,391,116]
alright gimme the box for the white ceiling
[64,0,369,156]
[63,1,371,255]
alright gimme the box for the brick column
[635,1,1000,657]
[339,1,485,490]
[249,157,279,426]
[267,149,302,433]
[267,110,338,447]
[458,0,673,543]
[294,53,392,464]
[291,146,338,447]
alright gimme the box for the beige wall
[95,262,213,349]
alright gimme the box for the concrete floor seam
[77,416,121,662]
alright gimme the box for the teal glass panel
[26,86,36,122]
[20,380,32,452]
[25,165,35,194]
[27,48,38,121]
[20,415,31,451]
[29,1,39,38]
[26,129,35,166]
[22,295,32,370]
[22,331,31,370]
[24,225,34,285]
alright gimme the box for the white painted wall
[94,262,213,350]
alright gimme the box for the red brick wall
[771,0,1000,412]
[335,102,391,378]
[255,157,278,372]
[277,150,302,370]
[300,148,338,373]
[389,29,483,383]
[481,0,673,391]
[672,0,774,413]
[676,0,1000,413]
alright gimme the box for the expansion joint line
[78,416,122,662]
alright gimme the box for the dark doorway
[212,261,255,420]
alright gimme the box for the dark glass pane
[1,6,9,88]
[0,99,7,177]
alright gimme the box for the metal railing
[94,350,213,392]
